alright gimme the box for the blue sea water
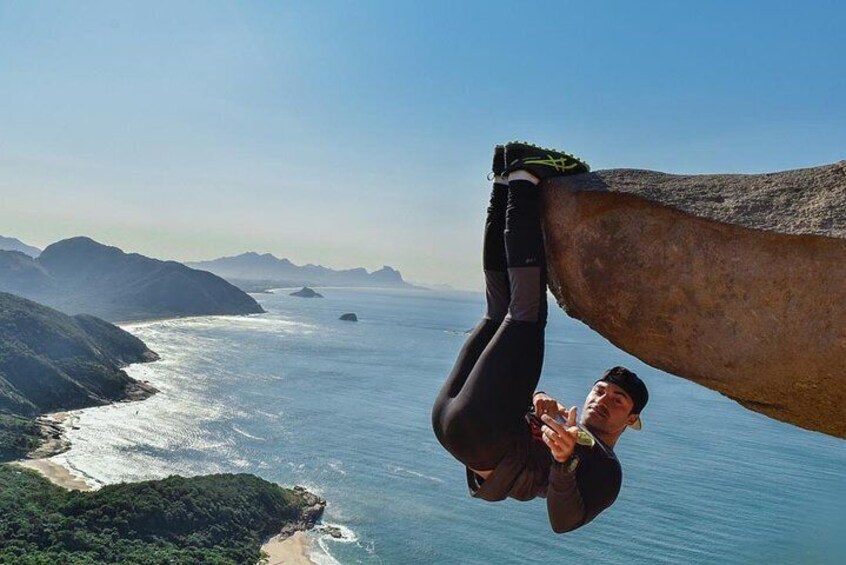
[54,288,845,564]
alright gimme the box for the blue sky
[1,1,844,288]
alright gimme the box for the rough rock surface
[543,161,846,439]
[339,312,358,321]
[271,486,326,539]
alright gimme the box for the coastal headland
[0,291,327,564]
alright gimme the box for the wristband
[560,453,580,473]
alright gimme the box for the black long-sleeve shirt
[527,396,623,532]
[542,435,622,532]
[466,420,622,533]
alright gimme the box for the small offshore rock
[339,312,358,321]
[290,286,323,298]
[320,525,344,539]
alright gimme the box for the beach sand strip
[10,458,93,491]
[260,531,315,565]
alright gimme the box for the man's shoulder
[572,443,623,526]
[577,442,623,488]
[582,439,621,469]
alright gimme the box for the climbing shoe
[504,141,590,179]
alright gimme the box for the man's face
[581,380,639,434]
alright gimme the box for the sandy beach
[9,410,95,491]
[11,458,94,491]
[260,531,315,565]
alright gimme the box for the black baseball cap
[596,366,649,430]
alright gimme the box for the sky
[1,1,844,289]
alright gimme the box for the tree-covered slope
[0,292,159,460]
[0,414,42,462]
[0,466,324,565]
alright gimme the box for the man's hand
[533,392,567,420]
[541,407,580,464]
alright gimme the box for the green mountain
[0,466,325,564]
[0,292,159,460]
[0,237,264,322]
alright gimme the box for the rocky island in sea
[0,291,325,564]
[290,286,323,298]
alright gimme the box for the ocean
[52,288,846,564]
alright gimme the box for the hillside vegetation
[0,466,322,564]
[0,292,158,460]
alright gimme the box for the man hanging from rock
[431,141,649,533]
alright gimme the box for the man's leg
[432,142,589,473]
[431,146,510,446]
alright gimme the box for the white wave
[327,461,346,475]
[389,465,444,484]
[309,543,342,565]
[122,314,318,341]
[231,425,266,441]
[317,522,357,543]
[283,480,324,497]
[253,409,281,420]
[311,523,362,565]
[50,454,104,490]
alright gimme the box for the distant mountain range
[187,252,416,289]
[0,237,264,321]
[0,236,41,257]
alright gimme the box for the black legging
[431,177,548,472]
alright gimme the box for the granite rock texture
[543,162,846,438]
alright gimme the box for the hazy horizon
[2,1,844,290]
[0,233,457,289]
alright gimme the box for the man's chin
[582,413,607,431]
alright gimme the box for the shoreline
[10,451,322,565]
[11,456,94,491]
[8,410,96,491]
[12,409,323,565]
[26,411,72,459]
[260,531,316,565]
[9,360,324,565]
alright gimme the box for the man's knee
[437,409,507,468]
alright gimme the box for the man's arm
[546,461,586,533]
[537,405,621,534]
[537,408,585,532]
